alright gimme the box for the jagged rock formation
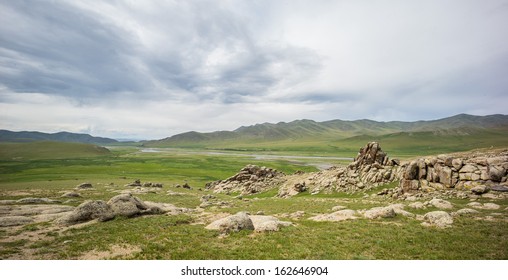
[205,164,285,195]
[278,142,403,197]
[399,150,508,193]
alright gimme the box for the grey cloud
[0,0,507,139]
[0,1,150,99]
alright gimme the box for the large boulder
[107,194,148,217]
[205,212,255,233]
[428,198,453,210]
[422,211,453,228]
[363,206,396,219]
[56,200,115,225]
[249,215,292,232]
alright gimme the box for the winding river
[138,148,353,170]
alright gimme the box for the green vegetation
[1,136,507,260]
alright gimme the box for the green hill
[0,130,118,144]
[0,141,112,160]
[144,114,508,156]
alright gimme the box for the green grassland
[1,140,507,259]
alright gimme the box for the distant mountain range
[145,114,508,148]
[2,114,507,155]
[0,130,118,145]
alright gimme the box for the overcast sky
[1,0,507,140]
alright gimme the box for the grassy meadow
[0,141,507,259]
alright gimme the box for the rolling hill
[0,130,118,145]
[0,141,111,160]
[144,114,508,156]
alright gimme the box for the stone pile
[400,151,508,193]
[205,164,285,195]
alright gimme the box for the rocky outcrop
[349,142,399,168]
[56,200,116,225]
[56,194,190,226]
[278,142,403,197]
[399,151,508,194]
[107,194,150,217]
[206,165,285,195]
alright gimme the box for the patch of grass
[23,211,508,260]
[0,239,28,258]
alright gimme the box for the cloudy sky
[1,0,507,140]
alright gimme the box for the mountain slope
[0,130,118,145]
[145,114,508,151]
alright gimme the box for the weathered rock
[386,204,414,217]
[451,158,464,170]
[437,165,452,186]
[0,216,34,227]
[488,166,505,182]
[62,192,82,198]
[408,202,425,209]
[363,206,396,219]
[350,142,388,167]
[143,201,191,215]
[249,215,292,232]
[466,202,482,208]
[491,185,508,192]
[205,212,255,233]
[207,165,284,195]
[404,161,419,180]
[482,203,501,210]
[125,180,142,187]
[332,205,346,211]
[56,200,115,225]
[470,185,489,195]
[309,210,358,222]
[429,198,453,210]
[453,208,479,216]
[76,183,93,189]
[16,197,60,204]
[278,182,306,198]
[107,194,148,217]
[401,179,420,192]
[422,211,453,228]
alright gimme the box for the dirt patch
[79,244,142,260]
